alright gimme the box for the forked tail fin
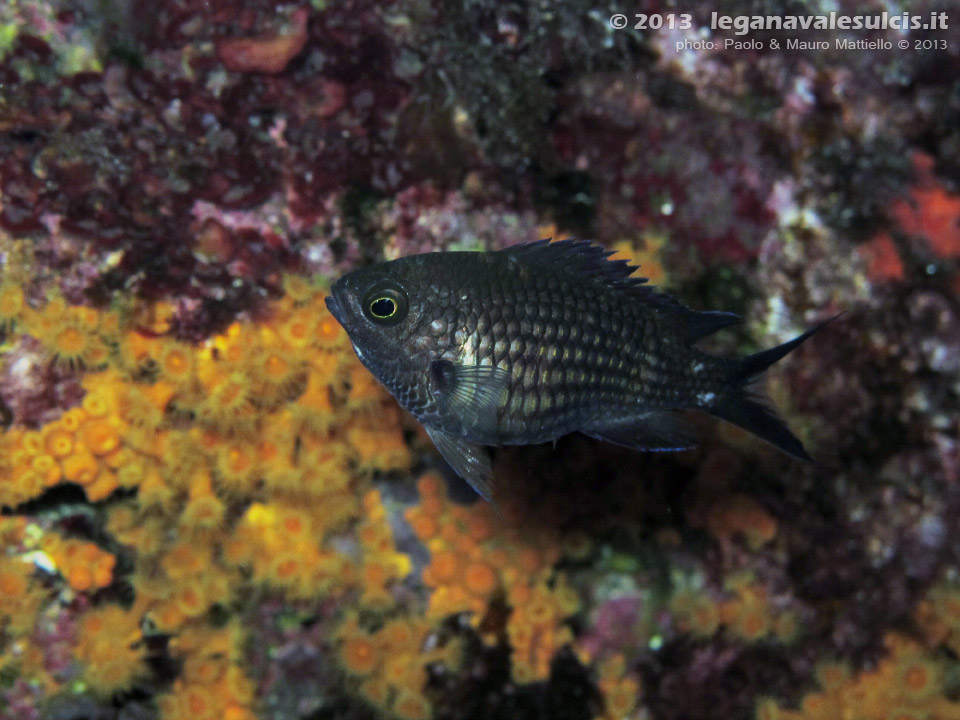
[708,318,837,462]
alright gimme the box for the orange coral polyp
[21,431,44,455]
[341,635,379,676]
[162,346,191,374]
[315,317,344,347]
[183,656,225,686]
[0,569,28,596]
[59,408,86,432]
[199,372,252,427]
[282,274,317,304]
[55,327,87,354]
[734,605,771,641]
[85,469,120,500]
[174,586,208,617]
[416,472,444,498]
[813,661,850,691]
[278,509,309,537]
[605,678,640,717]
[54,539,116,592]
[224,446,252,473]
[420,495,445,517]
[157,347,195,390]
[216,443,256,488]
[163,543,212,579]
[62,451,99,486]
[223,706,256,720]
[74,605,148,696]
[427,550,460,585]
[263,353,290,378]
[688,599,721,637]
[185,688,213,717]
[44,428,75,458]
[516,547,542,574]
[116,460,144,488]
[256,438,282,465]
[465,510,497,544]
[524,592,556,626]
[0,284,24,327]
[899,657,940,699]
[405,509,439,541]
[67,565,94,592]
[267,553,309,588]
[464,561,498,597]
[359,677,391,710]
[380,620,416,649]
[393,691,431,720]
[92,563,113,588]
[182,495,226,529]
[79,419,120,456]
[362,561,388,587]
[81,389,111,418]
[13,469,46,501]
[281,311,314,347]
[31,454,62,486]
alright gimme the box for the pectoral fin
[429,360,510,439]
[583,410,698,452]
[425,426,496,505]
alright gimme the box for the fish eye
[370,297,396,318]
[362,284,408,325]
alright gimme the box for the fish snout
[324,293,345,325]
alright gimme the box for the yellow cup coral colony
[755,631,960,720]
[41,535,116,593]
[669,572,799,645]
[404,471,583,685]
[0,277,420,717]
[335,611,459,720]
[0,519,46,639]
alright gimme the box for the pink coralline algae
[380,183,543,258]
[0,0,416,338]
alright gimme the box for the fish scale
[326,239,832,505]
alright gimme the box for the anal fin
[582,410,699,452]
[425,426,496,505]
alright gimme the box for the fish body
[325,240,826,502]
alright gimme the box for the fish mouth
[324,290,368,364]
[324,293,345,325]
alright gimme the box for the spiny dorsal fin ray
[501,239,643,285]
[500,239,693,316]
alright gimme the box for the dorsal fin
[501,239,643,286]
[500,239,691,315]
[685,310,742,342]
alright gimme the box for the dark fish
[325,240,830,503]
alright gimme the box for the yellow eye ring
[369,297,397,319]
[362,283,408,325]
